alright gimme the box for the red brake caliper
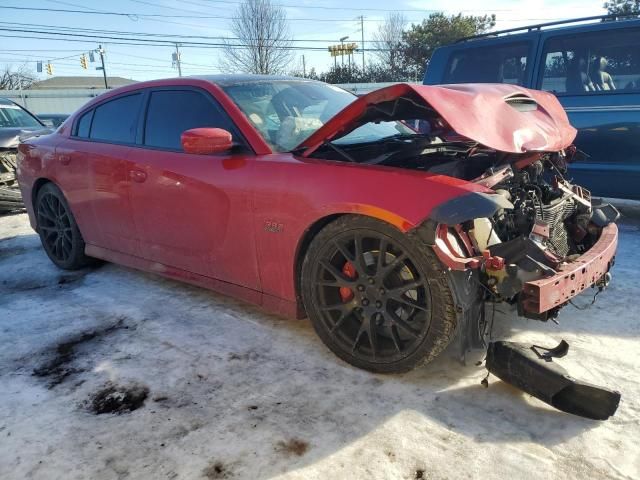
[339,261,357,302]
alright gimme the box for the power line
[180,0,516,13]
[0,21,382,43]
[0,5,416,22]
[0,19,576,50]
[0,4,569,23]
[0,27,397,52]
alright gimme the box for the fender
[17,135,65,230]
[251,153,494,308]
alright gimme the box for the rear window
[90,93,142,144]
[539,28,640,95]
[75,110,93,138]
[443,42,530,86]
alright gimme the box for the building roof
[31,76,136,89]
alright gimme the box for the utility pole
[302,55,306,78]
[360,15,365,72]
[340,36,349,67]
[174,43,182,77]
[97,45,108,89]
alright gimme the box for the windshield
[223,81,413,152]
[0,104,42,128]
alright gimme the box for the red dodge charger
[17,76,618,373]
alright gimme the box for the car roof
[70,74,325,114]
[455,15,640,46]
[190,74,320,87]
[0,97,18,106]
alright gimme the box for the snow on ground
[0,212,638,480]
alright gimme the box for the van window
[540,28,640,95]
[90,93,142,144]
[144,89,235,150]
[443,43,529,85]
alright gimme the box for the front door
[128,88,260,290]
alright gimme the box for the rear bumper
[520,223,618,314]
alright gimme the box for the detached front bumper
[520,223,618,315]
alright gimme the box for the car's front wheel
[301,215,457,373]
[35,182,93,270]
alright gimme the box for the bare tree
[220,0,293,74]
[0,64,36,90]
[372,13,407,76]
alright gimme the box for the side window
[144,90,236,150]
[90,93,143,143]
[443,43,530,85]
[75,109,93,138]
[540,28,640,95]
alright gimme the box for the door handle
[59,155,71,165]
[129,169,147,183]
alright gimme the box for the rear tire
[35,182,93,270]
[301,215,458,373]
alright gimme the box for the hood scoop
[504,93,538,112]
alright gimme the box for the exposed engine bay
[311,131,619,323]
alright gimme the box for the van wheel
[301,215,457,373]
[35,183,93,270]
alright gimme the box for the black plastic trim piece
[486,340,621,420]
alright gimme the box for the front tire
[301,216,458,373]
[35,182,93,270]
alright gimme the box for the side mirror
[181,128,233,154]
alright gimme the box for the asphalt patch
[1,269,91,294]
[90,382,149,415]
[32,317,127,388]
[275,438,309,457]
[203,461,232,479]
[0,245,29,261]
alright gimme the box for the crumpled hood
[0,127,52,149]
[298,83,577,155]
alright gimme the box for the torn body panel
[298,83,577,156]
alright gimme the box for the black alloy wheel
[36,182,93,270]
[302,216,457,373]
[37,190,73,263]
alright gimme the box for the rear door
[535,25,640,199]
[69,93,144,254]
[128,87,260,289]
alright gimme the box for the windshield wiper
[325,141,357,162]
[381,132,433,141]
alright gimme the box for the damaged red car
[17,76,619,375]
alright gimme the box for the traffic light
[46,63,53,75]
[80,54,88,69]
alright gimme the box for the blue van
[424,15,640,200]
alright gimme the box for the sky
[0,0,608,82]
